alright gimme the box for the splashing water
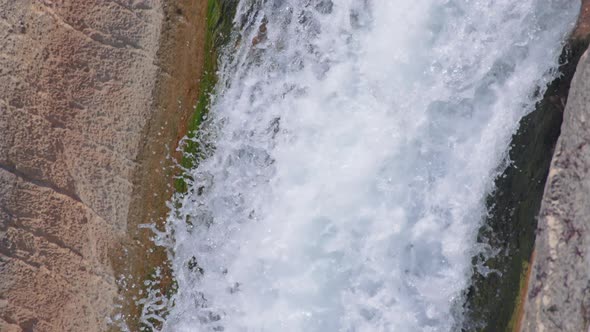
[162,0,578,331]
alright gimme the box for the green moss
[175,0,238,193]
[461,36,590,332]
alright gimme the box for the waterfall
[163,0,578,330]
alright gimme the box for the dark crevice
[0,161,82,206]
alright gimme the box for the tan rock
[0,0,207,331]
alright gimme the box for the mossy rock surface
[137,1,239,331]
[175,0,239,193]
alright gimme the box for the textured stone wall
[0,1,163,330]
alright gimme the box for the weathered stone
[0,0,208,331]
[0,1,161,329]
[520,38,590,332]
[518,1,590,331]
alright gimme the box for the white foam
[163,0,578,331]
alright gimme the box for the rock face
[518,2,590,329]
[0,1,207,331]
[520,48,590,331]
[519,2,590,331]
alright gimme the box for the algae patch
[176,0,238,193]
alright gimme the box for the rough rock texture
[0,1,207,331]
[520,7,590,332]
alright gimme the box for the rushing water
[161,1,578,331]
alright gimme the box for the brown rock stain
[573,0,590,40]
[514,250,535,332]
[113,0,209,330]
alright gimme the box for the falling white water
[162,0,578,331]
